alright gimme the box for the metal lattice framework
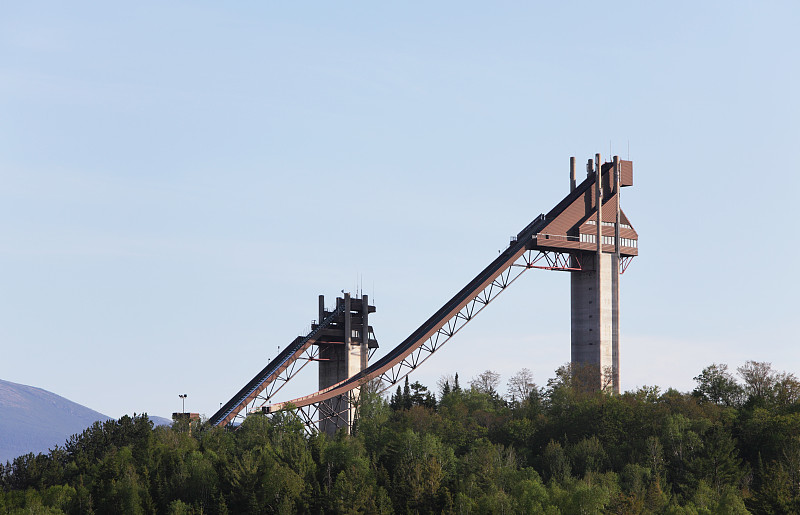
[243,347,380,417]
[208,303,346,427]
[212,156,639,432]
[238,343,319,420]
[620,255,634,275]
[372,249,579,391]
[247,347,379,430]
[265,248,584,432]
[218,248,632,432]
[292,392,358,434]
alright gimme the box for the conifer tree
[402,377,412,410]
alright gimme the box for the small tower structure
[314,293,378,434]
[531,155,637,392]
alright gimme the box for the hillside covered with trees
[2,361,799,514]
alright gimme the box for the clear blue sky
[2,2,798,420]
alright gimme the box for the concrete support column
[611,254,620,392]
[361,295,369,372]
[318,293,374,434]
[612,156,621,391]
[594,154,606,386]
[571,252,617,391]
[344,293,351,346]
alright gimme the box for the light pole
[179,394,187,413]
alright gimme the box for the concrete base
[570,252,619,392]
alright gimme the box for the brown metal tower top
[530,158,637,257]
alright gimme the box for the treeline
[2,361,799,514]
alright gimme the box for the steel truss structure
[212,155,639,433]
[219,249,631,431]
[619,255,634,275]
[292,391,359,434]
[208,303,346,427]
[373,249,579,390]
[240,342,318,418]
[243,347,379,418]
[268,249,583,433]
[246,347,379,427]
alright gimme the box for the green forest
[2,361,799,514]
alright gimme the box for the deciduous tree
[470,370,501,396]
[692,363,743,407]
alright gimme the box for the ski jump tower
[207,152,637,431]
[531,155,637,392]
[315,293,378,434]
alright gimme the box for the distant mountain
[149,415,173,427]
[0,379,170,464]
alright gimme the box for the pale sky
[2,2,798,420]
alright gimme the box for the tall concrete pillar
[360,295,369,372]
[612,156,621,390]
[344,293,361,429]
[318,293,374,434]
[570,252,618,392]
